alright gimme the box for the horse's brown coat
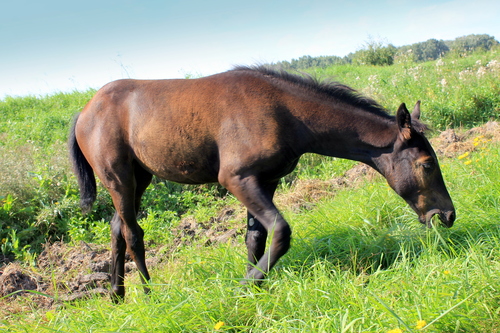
[69,66,455,301]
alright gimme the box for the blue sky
[1,0,499,98]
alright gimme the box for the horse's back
[75,73,301,185]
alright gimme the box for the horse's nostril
[440,210,455,227]
[447,211,456,223]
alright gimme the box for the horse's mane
[231,65,428,133]
[231,65,392,120]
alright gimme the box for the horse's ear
[411,100,421,120]
[396,103,412,140]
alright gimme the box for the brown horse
[69,65,455,301]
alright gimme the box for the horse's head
[381,102,455,227]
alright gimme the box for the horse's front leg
[222,175,290,282]
[245,212,268,272]
[244,211,291,282]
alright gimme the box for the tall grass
[2,142,499,332]
[0,48,500,331]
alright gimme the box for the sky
[1,0,499,99]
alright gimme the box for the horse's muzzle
[421,209,455,228]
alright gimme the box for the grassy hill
[0,47,499,332]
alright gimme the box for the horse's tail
[69,113,96,214]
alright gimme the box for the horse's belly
[152,162,218,184]
[135,146,219,184]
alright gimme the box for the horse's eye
[421,161,434,173]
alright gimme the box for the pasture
[0,48,499,332]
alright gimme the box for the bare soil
[1,122,498,314]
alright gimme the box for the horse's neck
[301,103,397,166]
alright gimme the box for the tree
[352,38,397,66]
[274,55,349,70]
[448,34,499,53]
[416,39,449,61]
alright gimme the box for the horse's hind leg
[131,163,153,289]
[110,211,127,302]
[107,163,152,302]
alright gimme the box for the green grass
[1,48,500,332]
[308,48,500,129]
[1,141,499,332]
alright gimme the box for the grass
[0,48,500,332]
[1,140,499,332]
[308,47,500,129]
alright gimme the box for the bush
[352,39,397,66]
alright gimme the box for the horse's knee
[245,229,267,247]
[272,222,292,256]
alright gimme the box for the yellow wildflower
[443,270,451,275]
[214,321,224,330]
[464,160,472,165]
[387,329,403,333]
[416,320,427,329]
[45,311,56,321]
[458,152,469,159]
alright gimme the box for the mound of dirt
[0,208,247,310]
[431,121,500,157]
[0,241,128,310]
[0,263,40,297]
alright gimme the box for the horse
[69,65,455,302]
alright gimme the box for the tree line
[273,34,499,69]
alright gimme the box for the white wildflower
[459,69,472,80]
[476,66,487,77]
[487,60,500,71]
[408,66,421,80]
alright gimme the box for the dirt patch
[431,121,500,157]
[275,163,380,213]
[0,241,128,312]
[0,262,54,316]
[275,178,343,212]
[0,208,248,312]
[173,206,246,246]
